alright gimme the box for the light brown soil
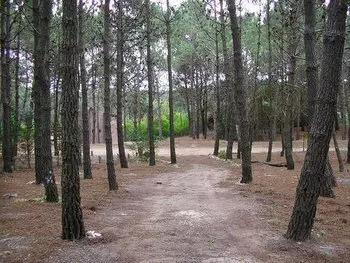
[0,137,349,263]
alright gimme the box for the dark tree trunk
[61,0,85,240]
[166,0,176,164]
[333,129,344,172]
[13,19,21,158]
[228,0,252,183]
[104,0,117,190]
[79,0,92,179]
[116,0,128,168]
[33,0,58,201]
[1,0,13,173]
[146,0,155,166]
[213,0,220,156]
[286,0,347,241]
[304,0,336,197]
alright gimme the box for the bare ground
[0,137,350,263]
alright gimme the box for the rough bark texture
[32,0,58,201]
[1,0,13,173]
[79,0,92,179]
[227,0,252,183]
[286,0,347,241]
[116,0,128,168]
[146,0,155,166]
[166,0,177,164]
[104,0,117,190]
[303,0,336,197]
[61,0,85,240]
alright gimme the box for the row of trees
[0,0,349,241]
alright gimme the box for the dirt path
[46,156,298,263]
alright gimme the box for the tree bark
[286,0,347,241]
[32,0,58,202]
[227,0,252,183]
[1,0,13,173]
[146,0,155,166]
[79,0,92,179]
[61,0,85,240]
[213,0,220,156]
[104,0,117,190]
[303,0,336,197]
[116,0,128,168]
[166,0,176,164]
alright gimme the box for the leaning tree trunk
[146,0,155,166]
[116,0,128,168]
[104,0,117,190]
[33,0,58,202]
[228,0,252,183]
[61,0,85,240]
[303,0,336,197]
[1,0,13,173]
[286,0,347,241]
[166,0,177,164]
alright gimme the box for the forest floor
[0,136,350,263]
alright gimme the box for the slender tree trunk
[286,0,347,241]
[61,0,85,240]
[53,68,60,157]
[146,0,155,166]
[92,63,96,144]
[1,0,13,173]
[333,129,344,172]
[339,84,347,140]
[213,0,220,156]
[228,0,252,183]
[265,0,274,163]
[13,18,21,158]
[166,0,176,164]
[116,0,128,168]
[79,0,92,179]
[104,0,117,189]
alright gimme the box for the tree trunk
[333,129,344,172]
[116,0,128,168]
[286,0,347,241]
[53,68,60,157]
[13,18,21,158]
[304,0,336,197]
[213,0,220,156]
[228,0,252,183]
[1,0,13,173]
[104,0,117,189]
[79,0,92,179]
[92,63,97,144]
[166,0,176,164]
[61,0,85,240]
[33,0,58,201]
[146,0,155,166]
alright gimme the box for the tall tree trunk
[116,0,128,168]
[104,0,117,189]
[61,0,85,240]
[213,0,220,156]
[228,0,252,183]
[304,0,336,197]
[33,0,58,201]
[286,0,347,241]
[79,0,92,179]
[1,0,13,173]
[53,67,60,157]
[13,16,21,158]
[166,0,176,164]
[146,0,155,166]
